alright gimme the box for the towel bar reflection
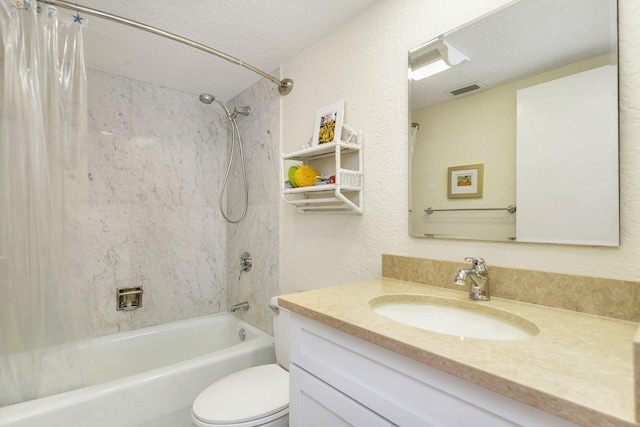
[425,205,516,214]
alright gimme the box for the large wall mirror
[408,0,619,246]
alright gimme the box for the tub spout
[231,301,250,312]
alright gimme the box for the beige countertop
[279,278,639,427]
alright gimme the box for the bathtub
[0,313,275,427]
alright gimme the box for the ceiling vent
[447,81,487,97]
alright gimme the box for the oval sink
[370,295,538,340]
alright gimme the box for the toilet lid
[193,364,289,425]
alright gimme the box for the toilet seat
[192,364,289,427]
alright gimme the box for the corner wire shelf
[282,135,363,215]
[425,205,516,215]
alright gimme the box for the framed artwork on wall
[312,100,344,146]
[448,163,484,198]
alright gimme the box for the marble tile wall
[70,69,230,337]
[226,71,281,334]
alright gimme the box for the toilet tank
[270,296,291,369]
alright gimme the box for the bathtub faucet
[231,301,250,312]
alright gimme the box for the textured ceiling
[74,0,381,100]
[410,0,617,110]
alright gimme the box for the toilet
[191,297,290,427]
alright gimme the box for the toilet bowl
[192,297,290,427]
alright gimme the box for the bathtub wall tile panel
[87,73,227,207]
[78,70,228,337]
[128,205,227,329]
[226,73,281,334]
[227,76,281,207]
[85,205,133,335]
[227,204,280,334]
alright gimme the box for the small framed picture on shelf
[447,163,484,199]
[312,100,344,146]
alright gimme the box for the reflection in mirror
[408,0,619,246]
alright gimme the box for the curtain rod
[37,0,294,96]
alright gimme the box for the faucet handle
[464,257,487,272]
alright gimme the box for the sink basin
[370,295,538,340]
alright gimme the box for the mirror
[408,0,619,246]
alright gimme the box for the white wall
[280,0,640,295]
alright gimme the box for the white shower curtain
[0,0,88,405]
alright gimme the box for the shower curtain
[0,0,88,405]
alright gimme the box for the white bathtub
[0,313,275,427]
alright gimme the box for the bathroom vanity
[279,280,639,427]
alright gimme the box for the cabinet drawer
[290,364,395,427]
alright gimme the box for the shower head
[198,93,250,223]
[199,93,233,119]
[199,93,216,104]
[199,93,249,121]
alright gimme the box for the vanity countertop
[279,278,639,427]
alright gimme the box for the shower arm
[37,0,294,96]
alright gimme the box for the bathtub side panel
[0,315,275,427]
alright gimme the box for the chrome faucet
[454,257,490,301]
[230,301,250,312]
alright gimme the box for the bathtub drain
[238,328,246,341]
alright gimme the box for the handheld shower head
[197,91,251,223]
[199,93,215,104]
[199,93,233,120]
[198,94,249,120]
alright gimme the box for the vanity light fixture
[409,39,469,80]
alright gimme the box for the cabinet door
[289,365,395,427]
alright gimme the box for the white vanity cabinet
[289,313,580,427]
